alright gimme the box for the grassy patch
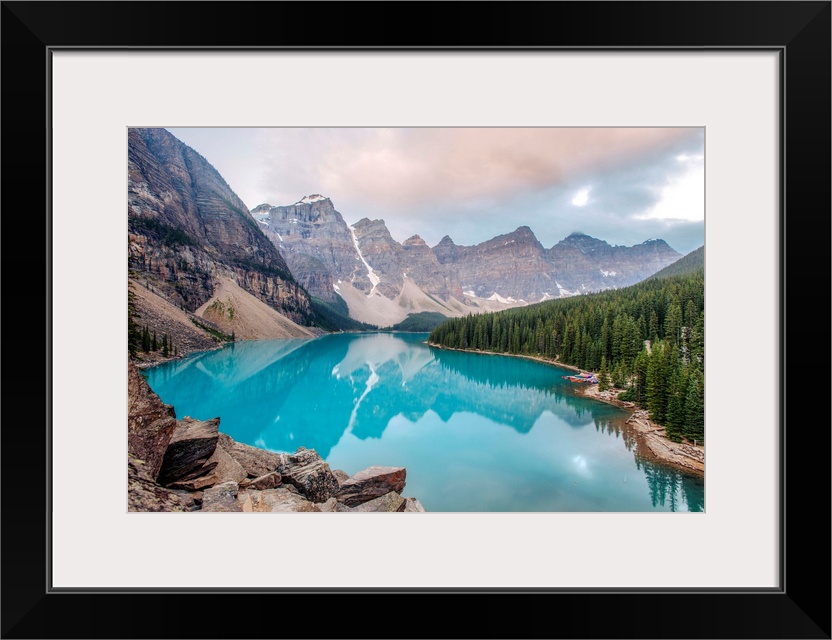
[190,317,234,342]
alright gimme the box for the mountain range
[128,128,685,341]
[251,196,681,326]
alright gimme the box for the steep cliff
[128,128,313,325]
[250,196,359,302]
[546,233,682,293]
[437,226,552,302]
[400,234,464,301]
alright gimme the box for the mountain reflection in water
[146,332,704,512]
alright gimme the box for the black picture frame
[2,2,829,638]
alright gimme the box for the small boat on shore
[562,373,598,384]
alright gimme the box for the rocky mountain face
[546,233,683,293]
[252,198,465,305]
[441,230,681,300]
[128,128,312,324]
[436,226,553,302]
[350,217,405,298]
[400,234,464,300]
[250,196,682,325]
[250,196,360,302]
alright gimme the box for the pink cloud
[255,127,698,209]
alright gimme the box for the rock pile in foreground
[127,360,426,512]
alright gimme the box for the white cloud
[571,186,591,207]
[636,154,704,222]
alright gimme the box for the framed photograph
[3,2,829,638]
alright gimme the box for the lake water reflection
[146,332,704,512]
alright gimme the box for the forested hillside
[646,245,704,280]
[429,271,704,443]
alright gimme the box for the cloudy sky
[166,127,705,255]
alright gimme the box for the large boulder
[276,447,340,503]
[239,472,282,490]
[317,498,339,512]
[331,469,350,486]
[237,487,320,512]
[219,433,282,477]
[337,466,406,507]
[166,444,246,491]
[350,491,406,512]
[402,497,426,512]
[201,481,242,512]
[168,490,200,511]
[127,455,188,512]
[127,361,177,480]
[157,417,220,486]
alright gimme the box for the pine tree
[664,301,683,347]
[491,315,501,352]
[684,369,705,444]
[648,310,660,342]
[665,368,687,442]
[600,317,611,362]
[612,361,626,388]
[684,299,698,328]
[633,350,648,403]
[151,330,158,351]
[598,356,611,391]
[142,325,151,352]
[690,314,705,366]
[646,342,670,423]
[162,334,169,357]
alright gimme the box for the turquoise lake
[145,332,704,512]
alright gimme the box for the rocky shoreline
[577,383,704,475]
[426,342,704,475]
[128,360,426,512]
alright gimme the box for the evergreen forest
[429,270,704,443]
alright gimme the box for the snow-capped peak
[296,194,328,205]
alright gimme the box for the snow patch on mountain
[554,281,580,297]
[296,194,328,204]
[350,225,380,297]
